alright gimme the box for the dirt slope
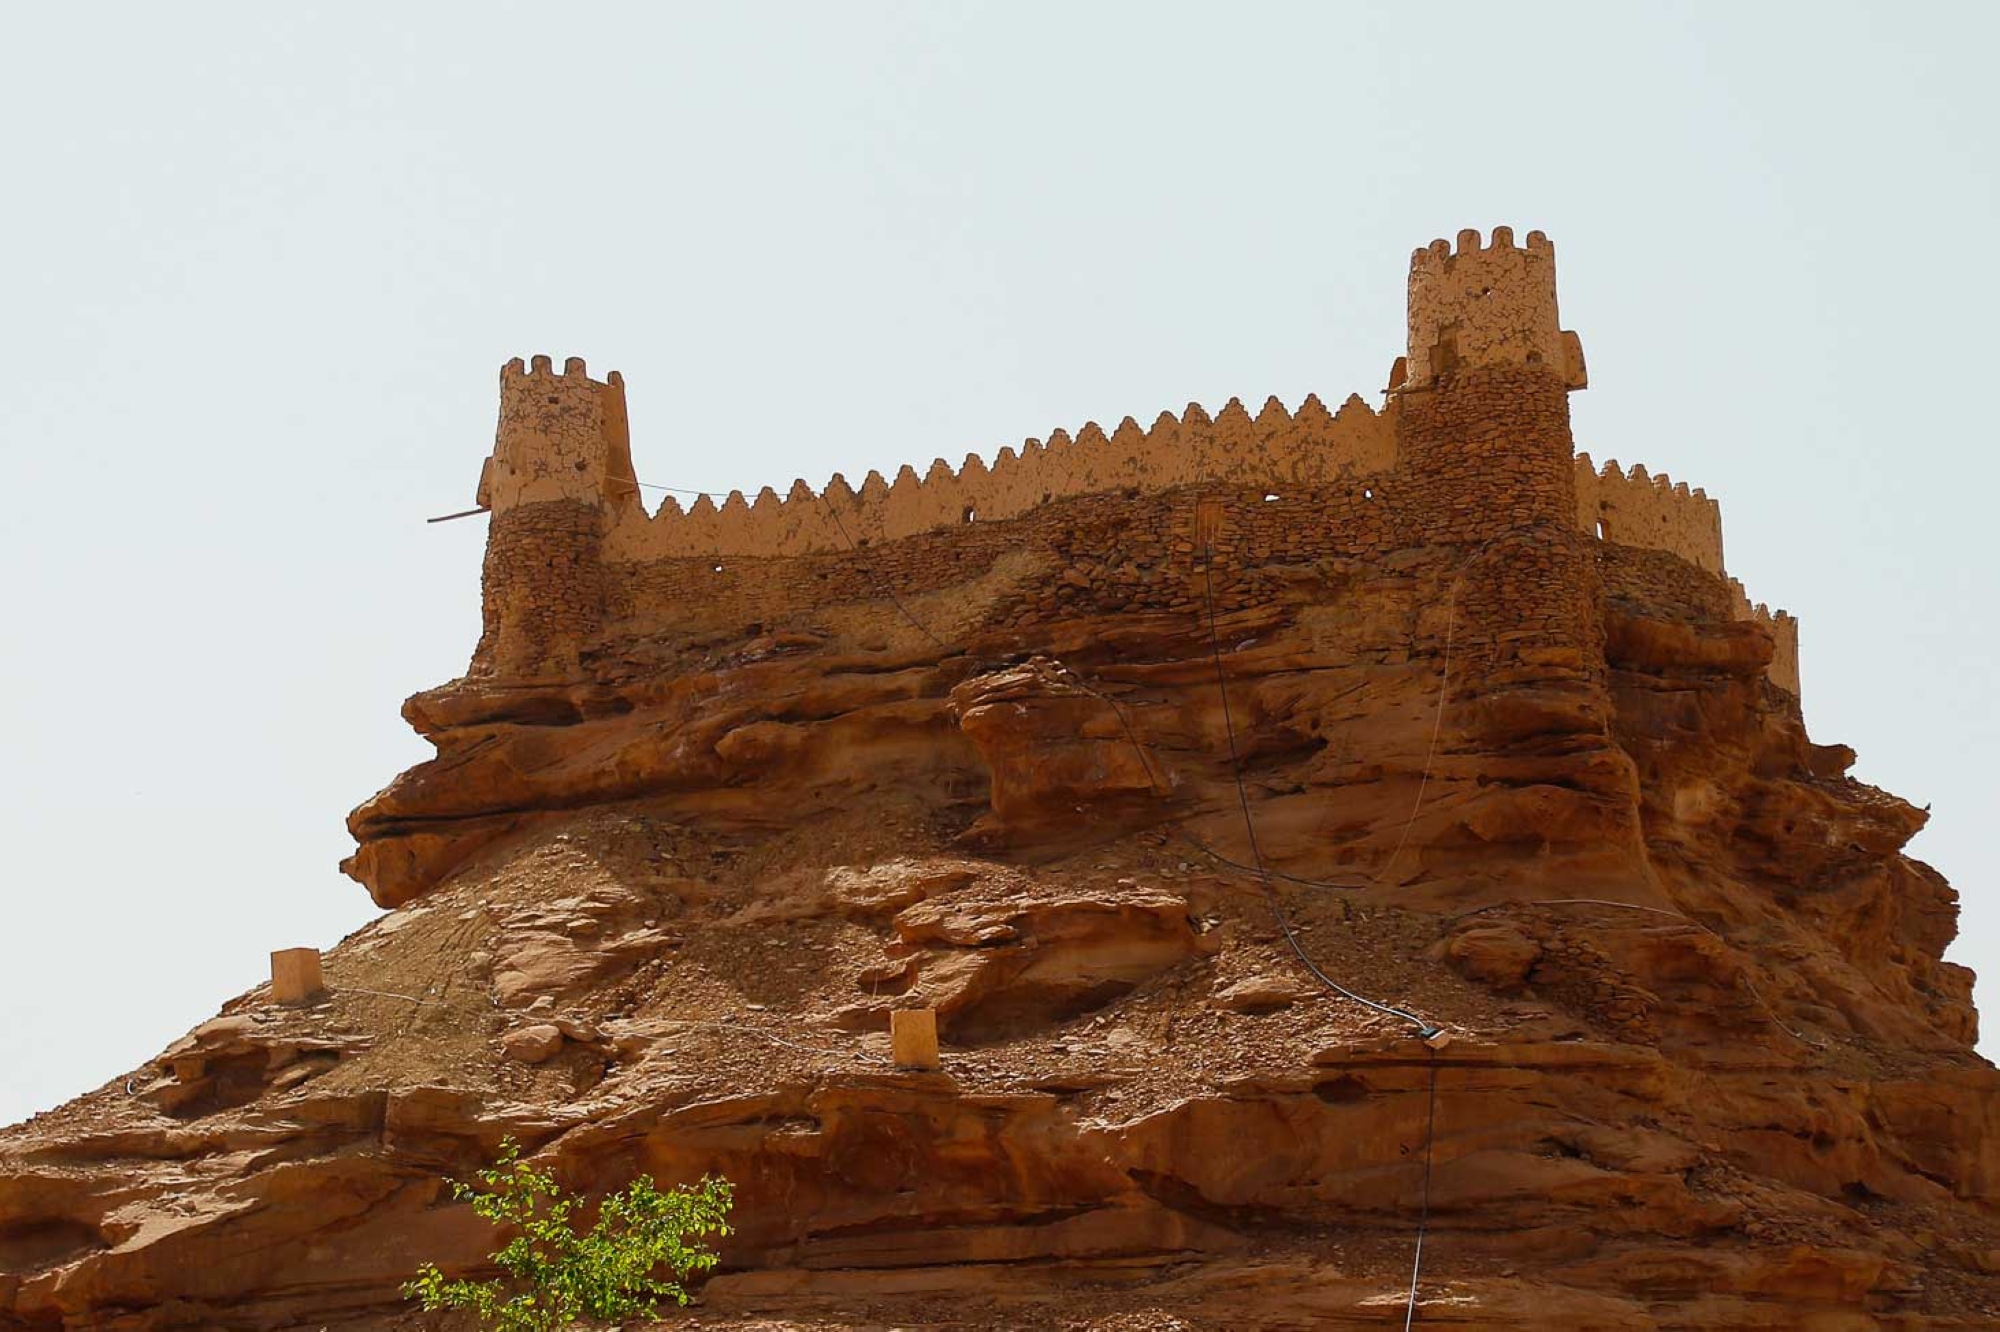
[1,509,1993,1330]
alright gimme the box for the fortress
[12,228,1992,1332]
[466,226,1798,699]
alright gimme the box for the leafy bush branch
[404,1138,733,1332]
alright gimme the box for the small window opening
[963,506,977,523]
[1363,487,1374,500]
[1432,329,1460,376]
[1526,350,1543,365]
[1595,519,1609,541]
[547,395,561,405]
[1263,492,1280,503]
[712,562,725,573]
[1194,498,1225,548]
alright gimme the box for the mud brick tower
[473,355,637,677]
[1388,227,1602,690]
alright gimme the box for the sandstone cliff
[1,500,1992,1329]
[2,230,1992,1329]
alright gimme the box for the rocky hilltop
[2,230,1993,1330]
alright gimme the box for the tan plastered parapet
[1728,578,1802,697]
[477,356,636,512]
[1574,453,1726,575]
[471,227,1802,696]
[1395,227,1588,392]
[603,392,1398,561]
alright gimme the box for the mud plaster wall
[477,362,1791,693]
[1729,580,1801,697]
[594,392,1398,561]
[479,357,637,512]
[1575,454,1725,576]
[1401,229,1586,390]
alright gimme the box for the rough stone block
[890,1008,941,1070]
[270,947,325,1004]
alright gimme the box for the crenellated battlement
[1574,452,1725,575]
[1407,224,1555,272]
[1726,579,1801,696]
[1393,224,1586,393]
[466,233,1801,699]
[500,353,625,386]
[479,353,637,512]
[600,391,1397,561]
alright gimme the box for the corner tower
[1390,228,1589,549]
[471,355,638,679]
[1394,227,1586,394]
[477,355,638,513]
[1388,226,1606,713]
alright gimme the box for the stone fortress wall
[469,228,1802,696]
[613,391,1396,560]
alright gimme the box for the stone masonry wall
[1392,365,1578,543]
[1391,363,1599,682]
[470,382,1794,696]
[472,223,1797,697]
[600,392,1396,562]
[604,479,1408,650]
[474,500,607,679]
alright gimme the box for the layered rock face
[2,233,1993,1330]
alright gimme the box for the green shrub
[404,1137,734,1331]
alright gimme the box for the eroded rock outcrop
[2,231,1992,1329]
[3,545,1990,1330]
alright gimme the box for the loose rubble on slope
[2,568,1992,1330]
[3,230,1992,1329]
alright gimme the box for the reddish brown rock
[3,232,1993,1330]
[500,1024,564,1064]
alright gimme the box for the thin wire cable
[1448,897,1826,1048]
[1377,593,1455,886]
[1200,548,1438,1037]
[663,1019,888,1064]
[796,482,1457,1318]
[813,473,1434,1032]
[1195,538,1445,1327]
[820,497,960,657]
[1404,1048,1441,1331]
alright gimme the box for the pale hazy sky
[2,3,1994,1126]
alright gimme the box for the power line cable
[1197,548,1440,1038]
[1405,1048,1441,1331]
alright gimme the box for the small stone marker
[270,947,326,1004]
[890,1008,941,1070]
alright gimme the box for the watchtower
[1387,227,1603,689]
[1389,227,1588,545]
[476,355,639,514]
[1391,227,1587,394]
[471,355,633,679]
